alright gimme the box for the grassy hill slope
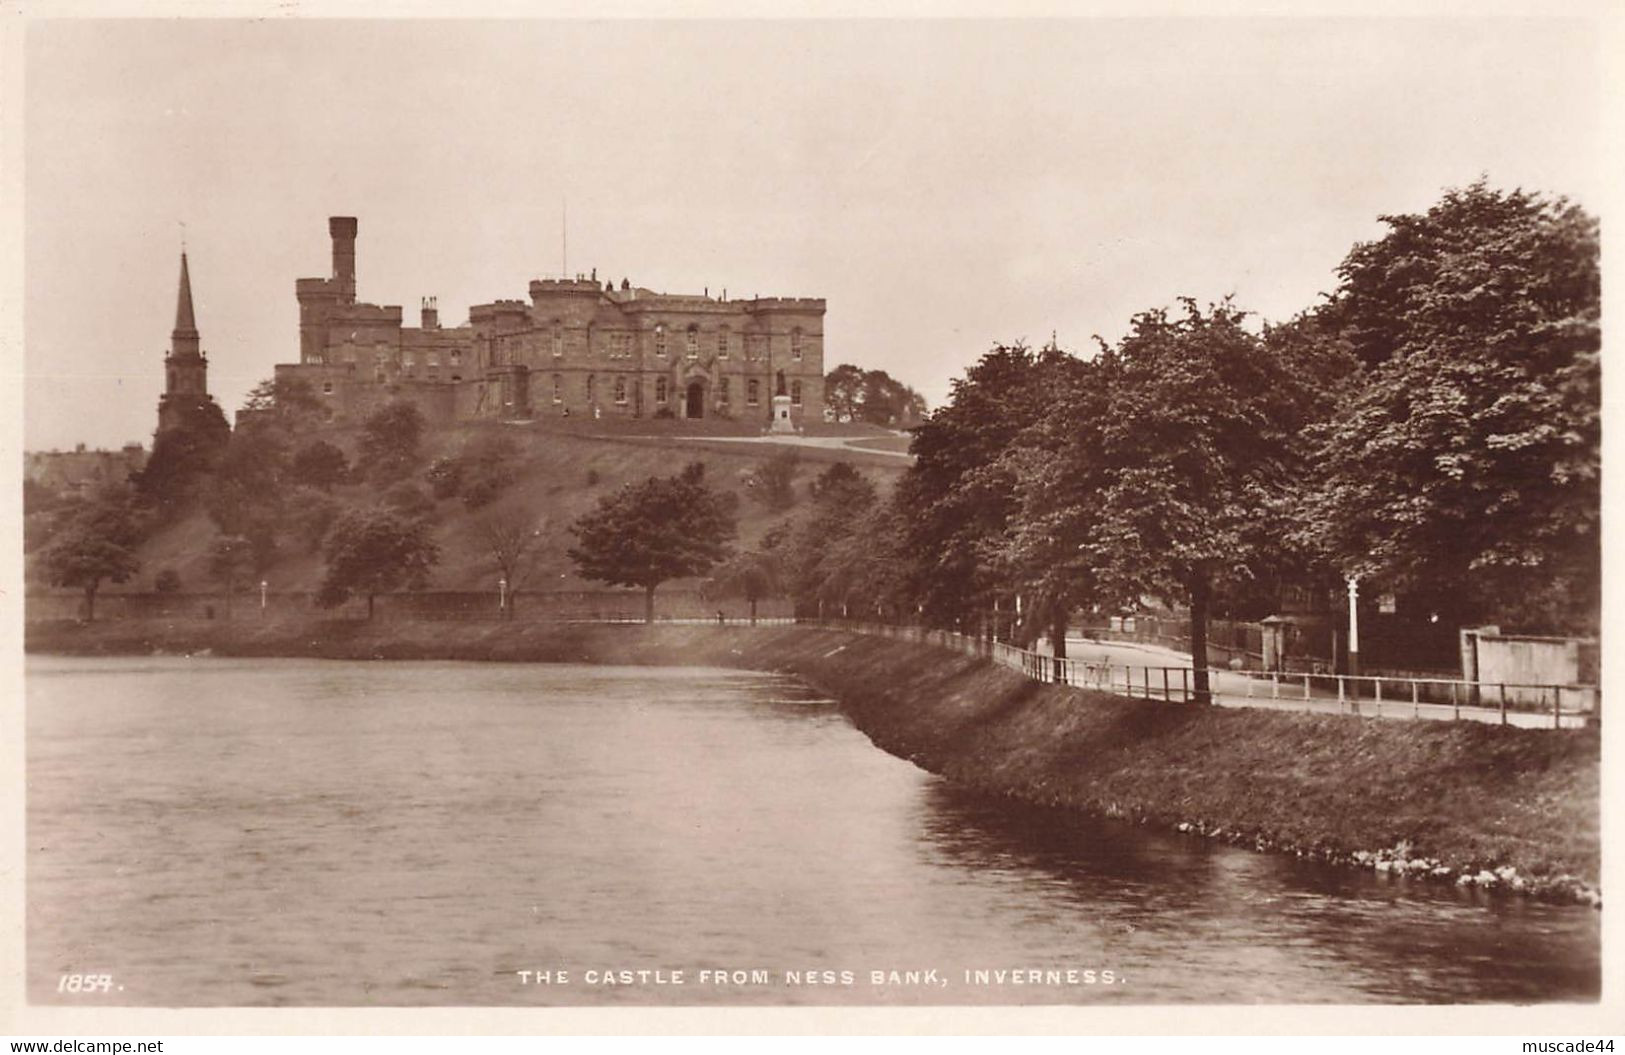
[122,420,909,597]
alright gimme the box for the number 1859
[58,973,115,993]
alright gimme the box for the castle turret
[330,216,358,304]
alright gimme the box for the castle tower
[157,250,215,432]
[330,216,357,304]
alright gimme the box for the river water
[26,656,1599,1006]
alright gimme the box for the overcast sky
[21,16,1602,451]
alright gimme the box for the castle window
[451,349,461,364]
[586,374,596,402]
[718,327,729,358]
[791,380,802,405]
[553,374,563,403]
[428,353,440,367]
[656,377,669,404]
[654,324,666,358]
[322,381,334,395]
[686,326,698,358]
[719,377,731,405]
[552,322,563,358]
[586,324,595,355]
[747,379,759,406]
[376,368,386,382]
[614,376,628,404]
[791,328,803,360]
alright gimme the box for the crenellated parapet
[743,297,826,313]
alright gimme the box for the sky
[19,16,1604,451]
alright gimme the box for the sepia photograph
[3,3,1614,1037]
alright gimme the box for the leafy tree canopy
[823,364,928,428]
[239,375,323,430]
[567,461,737,622]
[896,343,1062,626]
[290,439,350,492]
[1304,180,1600,631]
[359,400,428,484]
[135,397,230,509]
[746,447,799,512]
[36,484,147,621]
[316,505,441,618]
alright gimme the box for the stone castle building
[275,217,827,428]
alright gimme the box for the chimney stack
[421,296,439,330]
[329,216,358,304]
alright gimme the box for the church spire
[173,251,198,343]
[156,240,223,440]
[169,250,201,361]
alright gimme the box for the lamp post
[499,577,508,616]
[1345,575,1360,680]
[259,580,268,611]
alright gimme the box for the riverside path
[1058,634,1589,730]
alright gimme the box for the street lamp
[1345,575,1360,679]
[259,580,268,611]
[499,577,508,614]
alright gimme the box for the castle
[273,217,827,429]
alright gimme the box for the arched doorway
[685,380,705,419]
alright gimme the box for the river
[25,656,1599,1006]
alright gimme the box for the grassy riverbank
[27,617,1600,901]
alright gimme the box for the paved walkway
[1055,635,1584,729]
[680,432,914,460]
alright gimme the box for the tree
[1091,299,1333,702]
[823,363,929,427]
[208,535,256,618]
[988,348,1115,659]
[567,462,737,623]
[857,368,928,428]
[747,447,799,512]
[1304,181,1600,632]
[135,397,230,512]
[824,364,867,422]
[284,487,341,554]
[706,534,786,625]
[455,433,520,509]
[37,485,145,621]
[317,506,441,619]
[895,343,1057,630]
[290,439,350,491]
[786,462,882,616]
[240,375,323,426]
[204,425,290,570]
[476,508,547,618]
[358,400,427,483]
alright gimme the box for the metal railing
[814,619,1595,729]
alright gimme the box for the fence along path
[811,620,1594,731]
